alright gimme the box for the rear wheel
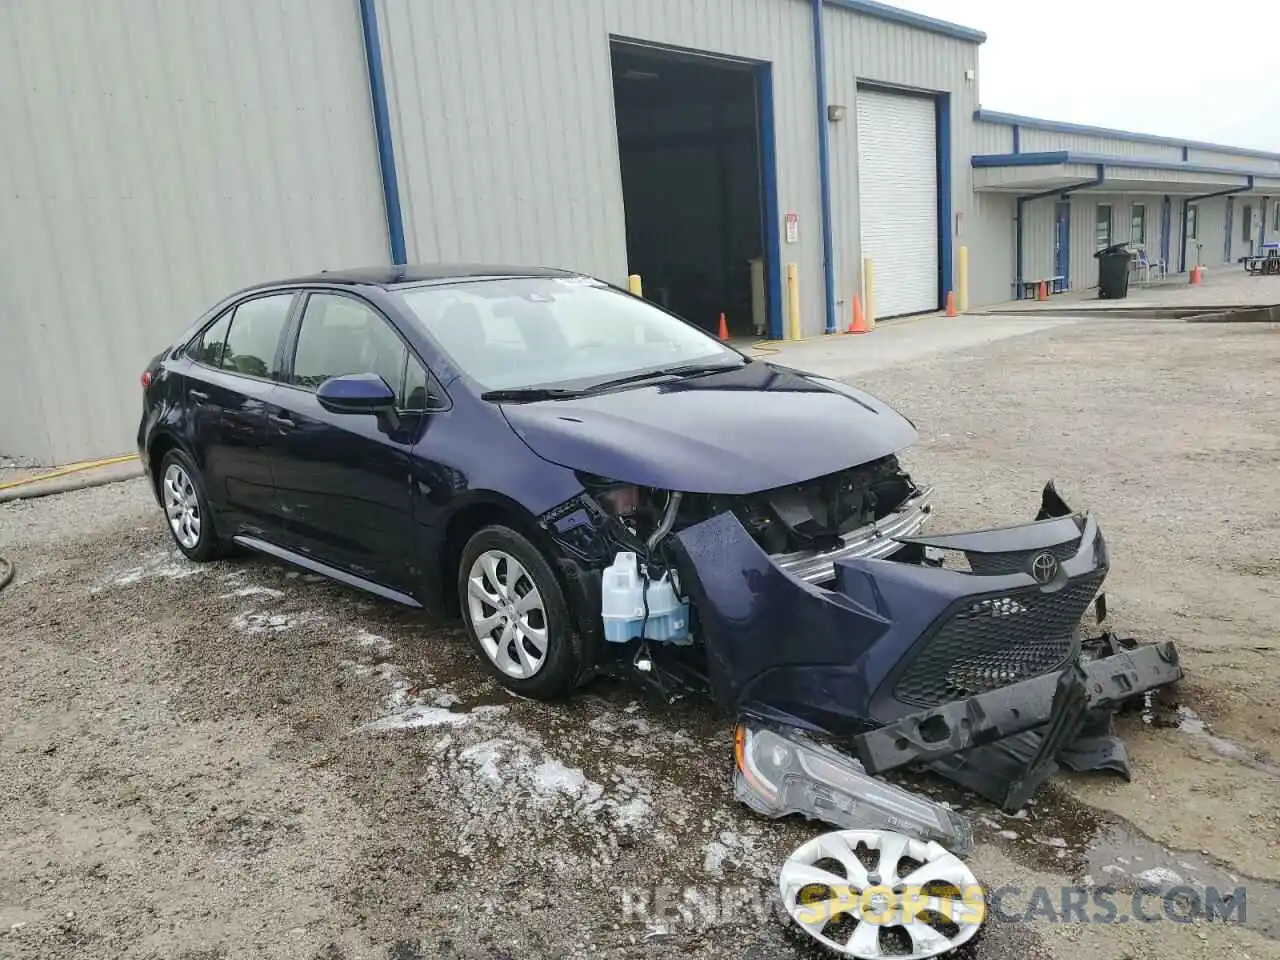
[158,449,226,562]
[457,525,578,699]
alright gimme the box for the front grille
[965,539,1080,576]
[893,572,1106,707]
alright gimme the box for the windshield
[397,276,743,392]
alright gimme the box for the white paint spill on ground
[220,585,286,600]
[1137,866,1184,888]
[703,830,753,877]
[231,610,320,634]
[92,549,204,592]
[531,758,590,798]
[350,628,392,656]
[337,638,678,874]
[361,705,477,732]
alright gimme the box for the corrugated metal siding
[0,0,388,463]
[1194,198,1229,266]
[1021,129,1183,161]
[378,0,827,334]
[1187,149,1280,175]
[1020,198,1056,283]
[969,192,1014,305]
[0,256,51,461]
[972,120,1013,155]
[824,8,980,315]
[1017,191,1174,291]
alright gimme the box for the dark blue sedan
[137,265,933,700]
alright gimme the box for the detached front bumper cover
[669,480,1184,814]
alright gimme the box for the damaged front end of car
[538,459,1182,825]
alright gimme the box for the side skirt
[232,535,423,608]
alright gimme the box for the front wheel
[457,525,579,699]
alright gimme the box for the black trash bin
[1095,243,1134,299]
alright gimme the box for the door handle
[189,389,209,401]
[269,413,295,428]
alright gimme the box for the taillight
[140,370,152,389]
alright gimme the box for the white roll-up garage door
[856,88,939,318]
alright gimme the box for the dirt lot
[1,318,1277,960]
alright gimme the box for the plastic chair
[1134,247,1165,285]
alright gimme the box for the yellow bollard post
[862,258,877,330]
[786,263,801,340]
[627,274,643,297]
[958,245,969,313]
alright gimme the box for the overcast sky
[890,1,1280,151]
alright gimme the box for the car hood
[496,361,918,494]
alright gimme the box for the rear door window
[219,294,294,379]
[290,293,411,401]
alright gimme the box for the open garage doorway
[611,41,775,339]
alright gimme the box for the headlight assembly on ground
[733,721,973,856]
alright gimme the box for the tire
[457,525,578,699]
[157,448,226,562]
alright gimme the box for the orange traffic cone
[945,290,957,318]
[846,294,869,333]
[717,312,729,341]
[1037,281,1048,302]
[1189,265,1202,285]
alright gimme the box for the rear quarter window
[188,310,233,367]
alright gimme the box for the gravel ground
[1,318,1276,960]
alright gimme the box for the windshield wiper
[479,387,583,402]
[583,361,746,394]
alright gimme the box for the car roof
[246,263,582,291]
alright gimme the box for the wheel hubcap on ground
[466,549,548,679]
[779,829,983,959]
[163,463,202,550]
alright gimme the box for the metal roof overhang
[972,152,1278,196]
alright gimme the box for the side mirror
[316,373,396,415]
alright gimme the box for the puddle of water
[1143,693,1280,777]
[973,787,1279,939]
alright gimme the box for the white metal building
[2,0,1278,464]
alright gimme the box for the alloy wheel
[778,829,983,958]
[162,463,202,550]
[466,549,548,679]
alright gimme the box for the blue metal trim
[937,93,953,308]
[1181,146,1189,162]
[1014,168,1103,296]
[358,0,407,266]
[973,108,1280,162]
[1178,179,1253,272]
[825,0,986,43]
[1224,196,1235,263]
[811,0,837,335]
[758,64,784,340]
[1159,195,1172,269]
[1012,124,1020,154]
[973,151,1269,179]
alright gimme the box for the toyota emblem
[1030,552,1059,584]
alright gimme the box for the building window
[1130,204,1146,245]
[1187,204,1199,239]
[1095,204,1112,249]
[1242,204,1253,242]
